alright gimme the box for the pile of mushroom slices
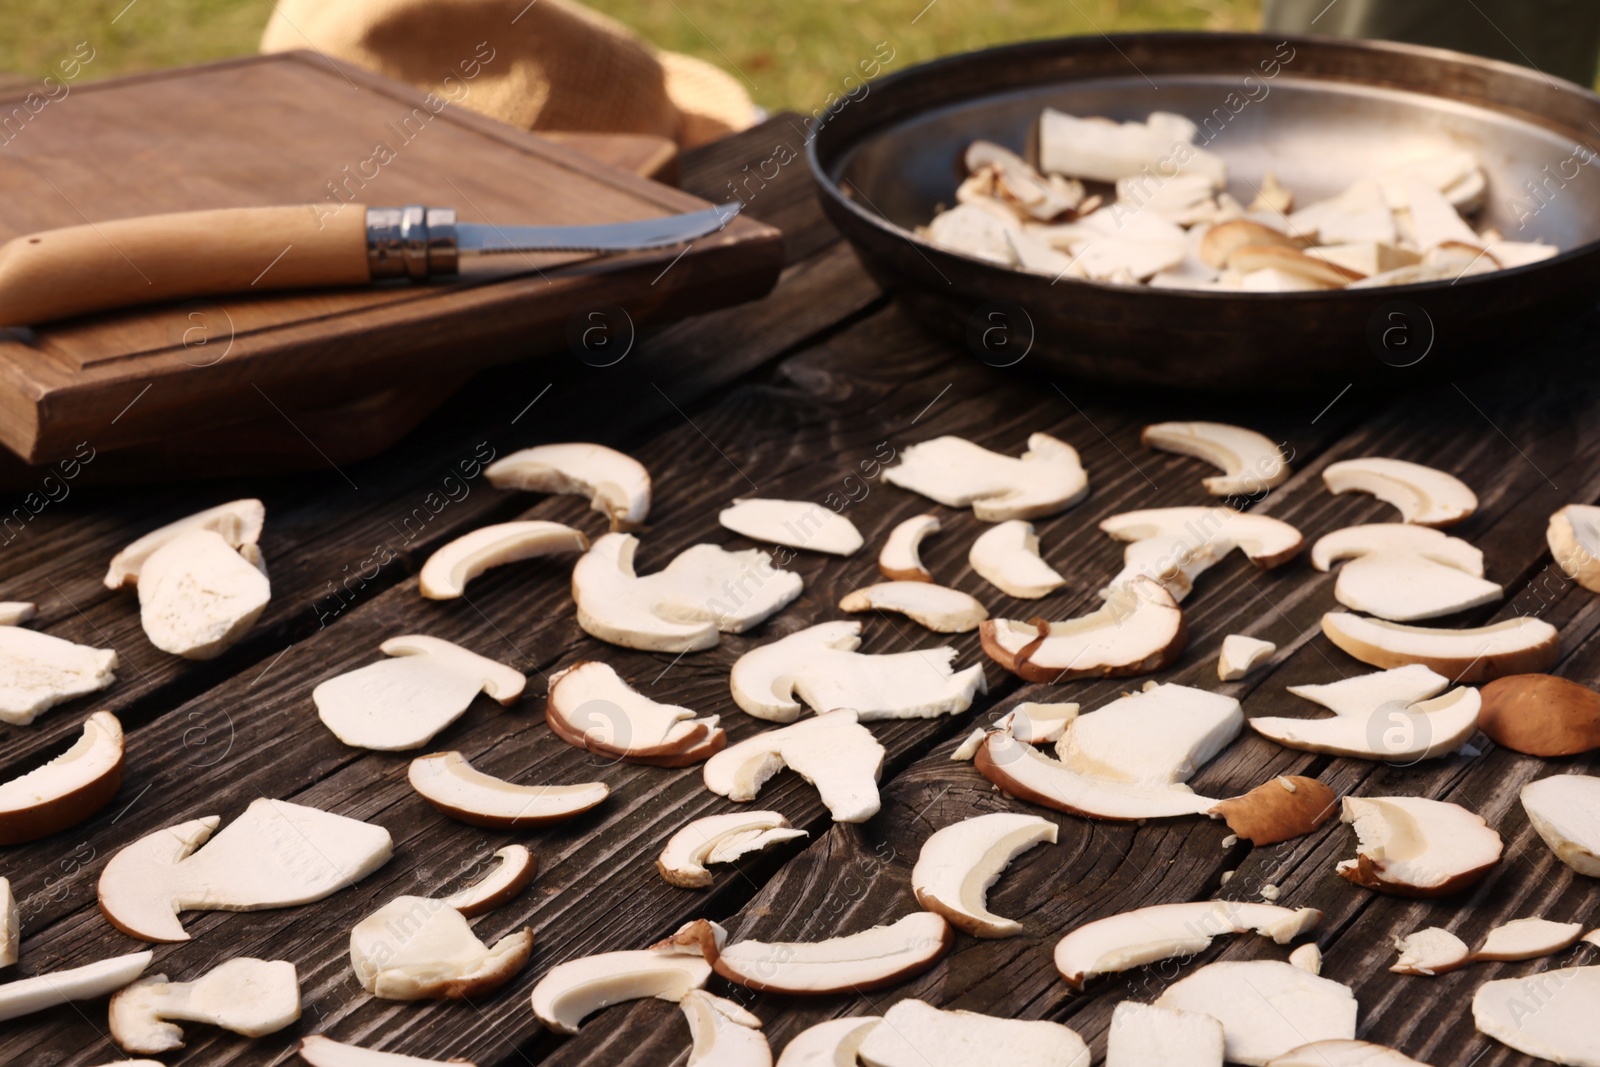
[922,108,1557,291]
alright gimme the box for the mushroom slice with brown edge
[1098,507,1303,602]
[776,1017,882,1067]
[702,710,884,823]
[968,520,1067,598]
[484,443,651,530]
[105,498,265,588]
[1481,674,1600,755]
[529,945,712,1034]
[729,621,985,723]
[1141,422,1290,496]
[1249,664,1479,761]
[441,845,538,917]
[1310,524,1501,622]
[546,660,723,764]
[1322,458,1476,527]
[0,601,35,626]
[719,499,864,556]
[1475,917,1583,960]
[1549,504,1600,593]
[1053,900,1321,989]
[0,876,15,967]
[950,702,1079,761]
[1199,219,1303,268]
[418,521,588,599]
[1218,634,1275,681]
[839,582,988,634]
[109,957,299,1054]
[0,949,152,1023]
[1389,927,1471,975]
[658,811,807,888]
[350,894,533,1000]
[1336,795,1502,896]
[137,527,271,659]
[98,798,393,942]
[1106,1001,1225,1067]
[680,989,772,1067]
[1320,612,1558,683]
[1211,776,1340,847]
[856,997,1090,1067]
[879,514,940,582]
[1266,1041,1432,1067]
[572,533,803,653]
[1155,960,1358,1066]
[408,751,608,828]
[980,577,1185,683]
[911,811,1057,937]
[0,625,118,725]
[299,1035,479,1066]
[0,708,124,844]
[882,432,1089,522]
[315,635,525,751]
[1474,966,1600,1065]
[1520,774,1600,875]
[667,912,953,995]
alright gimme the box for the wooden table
[5,114,1599,1067]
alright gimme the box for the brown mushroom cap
[1479,674,1600,756]
[1211,777,1339,846]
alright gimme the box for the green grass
[0,0,1258,111]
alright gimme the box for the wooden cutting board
[0,52,782,468]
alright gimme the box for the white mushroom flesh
[0,625,118,725]
[879,514,940,582]
[719,498,864,556]
[1155,960,1358,1066]
[109,957,299,1053]
[137,528,271,660]
[839,581,988,633]
[911,811,1057,937]
[484,443,651,528]
[1054,900,1320,988]
[1322,458,1476,527]
[418,521,588,599]
[1142,422,1289,496]
[1218,634,1275,681]
[856,996,1090,1067]
[883,433,1089,522]
[968,520,1067,598]
[703,710,884,823]
[1105,1001,1224,1067]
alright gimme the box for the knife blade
[0,201,742,326]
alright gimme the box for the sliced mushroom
[670,912,952,995]
[729,621,985,723]
[968,520,1067,598]
[351,893,532,1000]
[658,811,808,888]
[0,949,152,1023]
[911,812,1057,937]
[0,601,35,626]
[1390,927,1471,975]
[0,625,118,725]
[1249,664,1480,761]
[546,660,723,764]
[879,515,941,582]
[1218,635,1275,681]
[1210,776,1340,846]
[1474,965,1600,1065]
[883,433,1089,522]
[98,798,393,942]
[1141,422,1290,497]
[408,750,608,828]
[1479,674,1600,755]
[1336,795,1502,896]
[299,1035,479,1066]
[136,527,271,660]
[776,1017,881,1067]
[1106,1001,1224,1067]
[109,957,299,1053]
[857,997,1090,1067]
[1476,917,1584,960]
[315,635,525,751]
[441,845,537,917]
[925,202,1019,264]
[838,582,987,633]
[105,499,264,588]
[484,443,651,529]
[418,521,588,599]
[719,499,864,556]
[1320,612,1559,683]
[1311,524,1500,621]
[1322,459,1476,527]
[1155,960,1358,1066]
[1548,504,1600,592]
[1199,219,1302,269]
[1521,774,1600,876]
[572,533,803,653]
[0,876,15,967]
[1037,107,1225,186]
[680,989,772,1067]
[702,710,884,823]
[1054,900,1320,989]
[1265,1040,1432,1066]
[0,709,124,844]
[529,946,712,1034]
[1099,507,1303,602]
[1288,943,1322,975]
[1305,242,1420,278]
[966,140,1082,221]
[980,577,1185,682]
[1289,180,1396,246]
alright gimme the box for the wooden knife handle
[0,205,372,326]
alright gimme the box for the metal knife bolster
[366,205,459,280]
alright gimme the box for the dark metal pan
[808,32,1600,390]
